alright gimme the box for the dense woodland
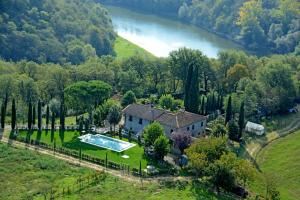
[0,50,299,125]
[101,0,300,55]
[0,0,116,64]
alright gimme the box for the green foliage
[143,122,164,147]
[225,96,232,125]
[107,105,122,132]
[0,0,115,63]
[227,120,239,142]
[153,135,170,160]
[238,101,245,137]
[159,94,174,110]
[11,99,16,130]
[121,90,137,107]
[65,80,112,113]
[38,100,42,130]
[27,102,32,129]
[186,137,228,176]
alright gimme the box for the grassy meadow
[0,143,235,200]
[18,130,147,169]
[255,130,300,200]
[114,36,155,59]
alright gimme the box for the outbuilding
[245,121,265,136]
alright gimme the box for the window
[129,115,133,121]
[187,127,190,131]
[192,125,195,130]
[201,122,203,127]
[139,118,143,125]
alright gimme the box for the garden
[17,130,148,169]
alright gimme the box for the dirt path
[253,117,300,160]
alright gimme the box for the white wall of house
[124,114,206,138]
[163,120,206,138]
[124,114,150,135]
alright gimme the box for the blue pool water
[79,134,136,152]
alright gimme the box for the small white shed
[245,121,265,136]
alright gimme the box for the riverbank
[114,36,155,59]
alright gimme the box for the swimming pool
[79,134,136,152]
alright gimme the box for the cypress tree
[11,99,16,130]
[139,161,142,176]
[32,105,36,125]
[0,103,5,129]
[60,102,65,131]
[46,105,50,128]
[51,111,55,131]
[238,101,245,140]
[38,100,42,130]
[201,96,205,115]
[211,92,215,112]
[184,62,200,114]
[205,95,210,115]
[225,96,232,125]
[28,102,32,130]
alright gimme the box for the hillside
[257,131,300,200]
[0,0,116,64]
[0,143,234,200]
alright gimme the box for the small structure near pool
[245,121,265,136]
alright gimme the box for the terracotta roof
[123,104,206,128]
[123,104,165,121]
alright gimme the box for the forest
[101,0,300,55]
[0,50,299,125]
[0,0,116,64]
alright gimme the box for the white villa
[123,104,207,138]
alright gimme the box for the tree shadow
[36,130,42,143]
[59,129,65,144]
[51,130,55,143]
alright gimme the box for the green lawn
[256,130,300,200]
[18,130,147,169]
[0,143,235,200]
[114,36,155,60]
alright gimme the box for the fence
[13,136,148,178]
[42,171,107,200]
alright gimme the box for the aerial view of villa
[0,0,299,200]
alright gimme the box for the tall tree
[0,104,5,129]
[60,102,65,131]
[11,99,16,130]
[201,96,205,115]
[46,105,50,128]
[32,105,36,125]
[107,105,122,133]
[51,111,55,131]
[38,100,42,130]
[28,102,32,130]
[238,101,245,139]
[184,63,199,113]
[225,96,232,125]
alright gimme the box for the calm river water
[106,6,243,58]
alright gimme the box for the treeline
[102,0,300,55]
[0,49,299,126]
[0,0,116,64]
[100,0,183,18]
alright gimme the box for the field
[0,143,235,200]
[18,130,148,169]
[114,36,155,59]
[256,130,300,200]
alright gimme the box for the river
[106,6,244,58]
